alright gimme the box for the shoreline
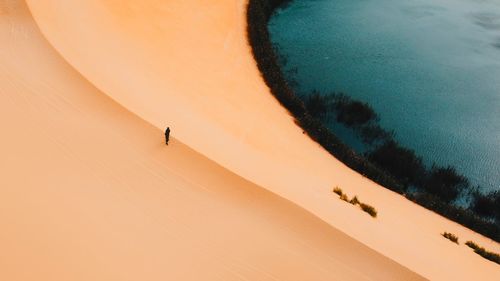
[246,0,499,241]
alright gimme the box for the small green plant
[349,196,360,205]
[442,232,459,244]
[333,186,343,196]
[360,203,377,218]
[465,241,500,265]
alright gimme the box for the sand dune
[22,0,500,280]
[0,0,497,279]
[0,1,425,280]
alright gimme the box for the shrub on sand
[333,186,343,196]
[333,190,376,218]
[442,232,459,244]
[360,203,377,218]
[349,196,360,205]
[465,240,479,250]
[465,241,500,265]
[340,194,349,202]
[474,248,500,265]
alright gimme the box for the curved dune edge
[24,0,500,280]
[0,1,424,280]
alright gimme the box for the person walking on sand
[165,127,170,145]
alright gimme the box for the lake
[269,0,500,191]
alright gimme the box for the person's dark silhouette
[165,127,170,145]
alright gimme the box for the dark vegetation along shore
[246,0,500,242]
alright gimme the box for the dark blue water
[269,0,500,191]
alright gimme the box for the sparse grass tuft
[333,186,343,196]
[465,240,479,249]
[360,203,377,218]
[442,232,459,244]
[349,196,360,205]
[465,241,500,265]
[332,188,377,218]
[340,194,349,202]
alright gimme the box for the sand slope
[0,1,424,280]
[23,0,500,280]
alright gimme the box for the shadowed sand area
[0,0,497,280]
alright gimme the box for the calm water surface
[269,0,500,191]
